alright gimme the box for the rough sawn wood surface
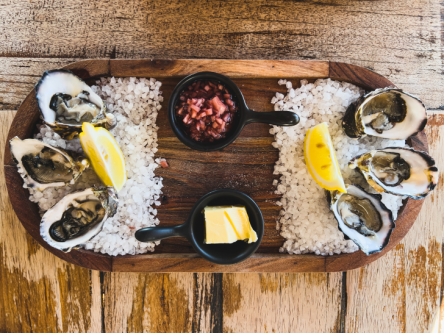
[0,0,443,332]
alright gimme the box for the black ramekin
[135,189,264,265]
[167,71,299,151]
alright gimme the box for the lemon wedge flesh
[79,122,127,191]
[304,122,346,193]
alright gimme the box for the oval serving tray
[3,59,428,272]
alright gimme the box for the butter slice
[204,207,238,244]
[224,207,258,243]
[204,206,257,244]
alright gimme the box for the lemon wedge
[79,123,127,191]
[304,122,346,193]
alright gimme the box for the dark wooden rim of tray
[3,59,426,272]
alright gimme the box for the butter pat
[224,207,258,243]
[204,206,257,244]
[204,207,238,244]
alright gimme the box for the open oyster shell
[328,184,395,255]
[349,147,439,200]
[10,137,89,191]
[342,88,427,140]
[40,187,118,252]
[35,69,116,140]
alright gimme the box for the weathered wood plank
[0,111,102,332]
[345,112,444,333]
[103,273,223,332]
[104,271,342,332]
[0,58,107,110]
[0,0,442,108]
[407,112,444,333]
[0,58,82,109]
[222,273,343,332]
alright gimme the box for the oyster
[342,88,427,140]
[328,184,395,255]
[40,187,118,252]
[10,137,89,191]
[35,69,116,140]
[349,147,439,200]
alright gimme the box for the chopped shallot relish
[175,81,238,142]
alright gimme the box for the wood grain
[0,58,83,110]
[112,253,325,273]
[104,273,224,332]
[3,59,427,272]
[0,111,102,332]
[329,62,396,91]
[104,271,343,332]
[0,0,442,108]
[222,273,342,332]
[110,59,329,78]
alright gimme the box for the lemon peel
[304,122,346,193]
[80,122,127,191]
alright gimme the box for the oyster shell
[40,187,118,252]
[328,184,395,255]
[342,88,427,140]
[349,147,439,200]
[35,69,116,140]
[10,137,89,191]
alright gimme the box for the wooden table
[0,1,443,332]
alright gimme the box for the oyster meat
[342,88,427,140]
[329,184,395,255]
[10,137,89,191]
[40,187,118,252]
[36,69,116,140]
[349,147,439,199]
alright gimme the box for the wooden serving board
[3,59,427,272]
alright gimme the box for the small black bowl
[135,189,264,265]
[168,71,300,151]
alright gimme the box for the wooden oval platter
[3,60,427,272]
